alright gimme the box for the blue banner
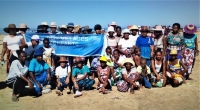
[25,34,107,56]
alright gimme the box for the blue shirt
[136,36,154,47]
[29,58,50,75]
[72,65,90,77]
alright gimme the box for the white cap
[123,29,130,34]
[31,35,40,40]
[107,26,115,32]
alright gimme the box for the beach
[0,32,199,110]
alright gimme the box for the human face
[96,30,101,34]
[100,61,106,67]
[113,51,119,59]
[36,55,43,61]
[136,50,141,55]
[60,62,66,68]
[125,62,132,70]
[106,49,111,55]
[108,32,114,37]
[172,25,179,34]
[131,29,138,35]
[68,27,74,32]
[141,30,148,37]
[141,60,146,68]
[156,52,162,60]
[31,39,39,46]
[18,53,26,63]
[43,26,48,31]
[9,28,16,35]
[83,30,88,34]
[170,54,177,60]
[76,61,83,68]
[116,28,121,35]
[43,40,49,48]
[154,31,162,37]
[51,27,56,33]
[123,33,130,39]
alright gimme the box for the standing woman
[1,24,26,74]
[182,24,199,79]
[136,26,154,66]
[163,23,184,61]
[18,23,29,43]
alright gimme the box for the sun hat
[100,56,107,62]
[4,24,19,33]
[73,25,82,33]
[153,25,163,31]
[110,21,117,26]
[170,49,178,55]
[49,22,57,28]
[94,24,102,30]
[67,22,74,28]
[34,48,44,56]
[60,25,67,29]
[184,24,197,34]
[18,23,29,29]
[31,35,40,41]
[107,26,115,32]
[41,22,48,25]
[129,25,138,30]
[58,56,68,62]
[123,29,130,34]
[82,25,92,32]
[37,25,44,32]
[122,58,135,67]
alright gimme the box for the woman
[151,51,166,87]
[60,25,67,34]
[111,49,124,86]
[166,49,187,87]
[136,26,154,66]
[115,26,123,43]
[129,25,139,46]
[183,24,199,80]
[118,29,135,58]
[29,47,51,96]
[163,23,184,61]
[18,23,29,43]
[1,24,26,74]
[6,50,33,102]
[73,25,82,34]
[117,58,140,94]
[153,26,165,53]
[107,26,118,51]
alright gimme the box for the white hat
[49,22,57,28]
[110,21,117,26]
[123,29,130,34]
[60,24,67,29]
[31,35,40,40]
[41,22,48,25]
[107,26,115,32]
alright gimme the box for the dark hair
[155,51,162,55]
[141,58,147,63]
[113,49,119,53]
[94,24,102,30]
[43,38,49,43]
[134,48,140,54]
[172,23,181,29]
[16,50,26,57]
[106,47,112,52]
[116,26,121,30]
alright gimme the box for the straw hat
[129,25,138,30]
[41,22,49,28]
[170,49,178,55]
[122,58,135,67]
[110,21,117,26]
[184,24,197,34]
[3,24,19,33]
[153,25,163,31]
[123,29,130,34]
[107,26,115,32]
[100,56,107,62]
[58,56,68,62]
[60,25,67,29]
[73,25,82,33]
[49,22,57,28]
[18,23,29,29]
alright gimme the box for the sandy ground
[0,32,199,110]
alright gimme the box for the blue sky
[0,0,199,29]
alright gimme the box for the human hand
[36,83,42,89]
[65,78,69,84]
[57,82,61,87]
[156,76,160,81]
[47,74,51,81]
[28,82,34,89]
[74,83,79,90]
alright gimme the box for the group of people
[1,21,199,102]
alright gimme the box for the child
[55,56,71,96]
[137,59,152,89]
[105,47,114,67]
[133,48,141,67]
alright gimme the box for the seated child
[55,56,71,96]
[104,47,114,67]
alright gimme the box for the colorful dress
[97,66,111,89]
[182,34,197,73]
[166,32,184,60]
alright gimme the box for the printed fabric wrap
[140,46,151,59]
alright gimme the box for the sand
[0,32,199,110]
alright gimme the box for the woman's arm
[19,38,27,50]
[179,60,188,75]
[195,37,199,55]
[118,45,127,55]
[163,37,167,56]
[122,73,132,84]
[110,67,116,80]
[162,36,166,57]
[29,72,41,87]
[1,42,7,61]
[151,59,159,77]
[97,67,104,83]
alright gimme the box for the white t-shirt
[118,37,134,50]
[117,56,125,64]
[3,35,23,51]
[129,34,139,46]
[55,66,71,78]
[24,42,35,57]
[43,46,55,59]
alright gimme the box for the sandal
[56,90,63,96]
[130,89,135,94]
[12,95,19,102]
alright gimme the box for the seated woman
[6,50,33,102]
[117,58,140,94]
[151,51,166,87]
[28,47,51,96]
[166,49,187,87]
[72,57,95,98]
[97,56,113,94]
